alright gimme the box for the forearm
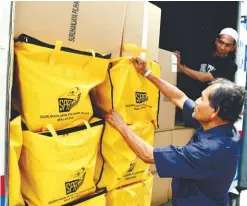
[118,124,155,164]
[147,73,188,109]
[179,65,213,82]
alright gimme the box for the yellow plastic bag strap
[124,43,147,58]
[83,120,91,129]
[122,187,136,197]
[66,119,91,129]
[42,120,91,138]
[109,56,126,64]
[42,124,58,137]
[120,186,137,206]
[49,41,63,65]
[140,179,151,195]
[82,49,96,59]
[82,49,96,71]
[120,179,151,205]
[48,42,97,66]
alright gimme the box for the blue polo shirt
[153,99,241,206]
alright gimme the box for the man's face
[193,85,217,123]
[215,34,236,57]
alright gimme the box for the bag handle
[66,119,91,129]
[120,186,137,206]
[109,43,148,63]
[42,124,58,137]
[79,49,96,72]
[42,120,91,138]
[120,178,151,206]
[48,41,96,68]
[82,49,96,58]
[48,41,63,65]
[141,178,152,197]
[123,43,148,58]
[114,43,153,74]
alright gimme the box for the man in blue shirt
[104,57,244,206]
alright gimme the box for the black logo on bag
[58,87,81,113]
[127,159,137,173]
[135,91,148,103]
[65,167,86,195]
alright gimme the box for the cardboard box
[172,127,195,147]
[156,98,175,133]
[150,131,172,206]
[158,49,177,85]
[156,49,177,132]
[151,172,171,206]
[147,3,161,62]
[14,1,127,58]
[122,2,161,61]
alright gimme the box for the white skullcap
[219,28,238,42]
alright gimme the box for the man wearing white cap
[175,28,238,87]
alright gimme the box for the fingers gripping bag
[91,44,160,126]
[14,34,111,132]
[19,118,105,206]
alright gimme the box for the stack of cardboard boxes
[14,1,127,58]
[121,1,161,61]
[14,1,161,61]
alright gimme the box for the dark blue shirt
[153,99,241,206]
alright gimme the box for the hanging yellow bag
[62,188,106,206]
[94,121,154,191]
[19,118,105,206]
[106,172,153,206]
[9,116,25,206]
[14,34,111,132]
[91,44,160,126]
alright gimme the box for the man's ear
[211,107,220,120]
[231,45,236,52]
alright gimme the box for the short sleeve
[183,99,200,128]
[210,63,237,81]
[153,142,218,180]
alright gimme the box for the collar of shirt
[196,123,239,141]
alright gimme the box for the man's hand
[104,109,127,132]
[174,51,181,66]
[174,50,213,82]
[130,57,148,76]
[130,53,188,110]
[104,109,155,164]
[174,51,185,72]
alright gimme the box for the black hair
[208,78,245,124]
[217,34,237,45]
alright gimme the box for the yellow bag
[14,34,110,132]
[106,173,153,206]
[19,118,105,206]
[91,44,160,125]
[9,116,25,206]
[62,189,106,206]
[95,121,154,191]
